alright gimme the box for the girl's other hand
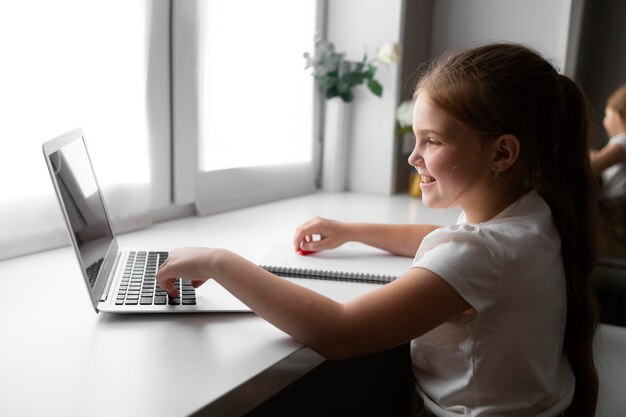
[293,217,350,253]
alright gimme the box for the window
[0,0,169,260]
[201,1,316,171]
[173,0,321,215]
[0,0,321,260]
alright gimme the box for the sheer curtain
[0,0,158,260]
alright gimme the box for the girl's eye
[416,137,440,148]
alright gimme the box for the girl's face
[603,107,626,137]
[408,92,495,219]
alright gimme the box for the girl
[590,84,626,200]
[590,85,626,253]
[156,43,598,416]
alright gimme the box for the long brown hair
[416,43,599,416]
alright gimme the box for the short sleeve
[412,224,504,313]
[609,134,626,152]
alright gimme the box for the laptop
[43,128,250,313]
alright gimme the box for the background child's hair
[607,84,626,119]
[415,43,599,416]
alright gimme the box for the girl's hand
[293,217,351,253]
[156,247,220,297]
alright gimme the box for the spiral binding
[259,265,396,285]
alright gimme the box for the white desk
[0,192,460,416]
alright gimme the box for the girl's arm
[293,217,440,258]
[156,248,470,360]
[590,143,626,175]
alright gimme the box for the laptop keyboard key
[114,251,181,307]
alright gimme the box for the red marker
[297,249,316,256]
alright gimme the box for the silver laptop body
[43,128,250,313]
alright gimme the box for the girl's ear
[491,134,520,174]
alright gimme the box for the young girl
[590,84,626,200]
[590,85,626,253]
[156,43,599,416]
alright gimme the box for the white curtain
[0,0,156,260]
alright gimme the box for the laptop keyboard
[115,251,196,306]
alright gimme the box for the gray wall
[327,0,404,194]
[429,0,573,70]
[575,0,626,146]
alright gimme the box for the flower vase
[322,98,351,192]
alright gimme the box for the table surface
[0,192,461,417]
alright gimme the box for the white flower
[395,100,414,128]
[376,43,401,64]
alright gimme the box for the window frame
[147,0,175,212]
[171,0,326,215]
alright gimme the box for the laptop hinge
[100,252,122,302]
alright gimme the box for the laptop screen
[48,137,114,289]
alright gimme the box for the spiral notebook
[259,242,412,302]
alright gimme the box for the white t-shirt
[411,190,574,417]
[600,133,626,200]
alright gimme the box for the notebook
[42,128,249,313]
[259,242,412,303]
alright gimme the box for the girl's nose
[407,145,423,168]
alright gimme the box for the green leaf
[364,65,376,79]
[336,79,348,93]
[326,86,339,99]
[367,79,383,97]
[340,91,354,103]
[319,76,337,89]
[343,71,363,87]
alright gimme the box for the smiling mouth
[420,175,436,184]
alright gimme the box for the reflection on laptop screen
[49,138,114,288]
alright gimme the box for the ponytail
[538,75,599,417]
